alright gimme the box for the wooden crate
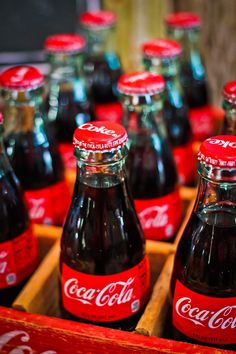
[0,188,232,353]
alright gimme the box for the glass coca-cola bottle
[118,72,183,241]
[171,135,236,350]
[80,11,123,124]
[60,121,150,330]
[142,38,196,186]
[0,66,70,226]
[45,34,94,170]
[165,12,214,141]
[0,113,38,307]
[221,81,236,135]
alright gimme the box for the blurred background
[0,0,235,105]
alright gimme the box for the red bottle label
[59,143,76,170]
[173,142,196,185]
[24,180,70,225]
[0,227,38,289]
[189,105,214,141]
[62,256,150,322]
[95,102,123,125]
[173,280,236,345]
[134,189,182,241]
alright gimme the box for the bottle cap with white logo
[198,135,236,168]
[117,71,165,96]
[223,81,236,104]
[0,66,44,91]
[73,121,128,153]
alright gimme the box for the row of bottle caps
[0,9,235,259]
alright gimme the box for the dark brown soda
[83,54,122,104]
[180,62,209,108]
[163,88,192,148]
[45,86,94,144]
[126,136,178,199]
[171,207,236,350]
[4,131,64,190]
[60,174,146,330]
[0,170,32,306]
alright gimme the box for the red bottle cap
[118,71,165,95]
[73,121,128,152]
[142,39,182,58]
[198,136,236,168]
[45,34,85,53]
[165,12,201,29]
[0,66,44,90]
[80,11,116,29]
[223,81,236,104]
[0,113,3,125]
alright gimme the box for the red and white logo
[206,138,236,149]
[94,102,123,125]
[78,122,121,138]
[62,257,150,322]
[73,121,128,152]
[0,330,56,353]
[134,189,182,241]
[189,105,214,141]
[0,227,38,289]
[173,142,196,185]
[173,280,236,345]
[25,180,70,225]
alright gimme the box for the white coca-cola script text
[176,297,236,329]
[78,123,120,138]
[64,277,135,306]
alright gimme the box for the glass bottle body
[171,163,236,350]
[167,27,213,140]
[0,125,38,306]
[45,52,94,169]
[3,88,70,225]
[60,148,149,330]
[143,56,195,186]
[221,99,236,135]
[121,94,182,241]
[83,27,123,123]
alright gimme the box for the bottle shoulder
[172,210,236,296]
[0,168,29,242]
[61,179,145,274]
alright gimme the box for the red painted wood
[0,306,233,354]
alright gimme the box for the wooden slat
[0,306,232,354]
[13,241,60,316]
[135,254,174,337]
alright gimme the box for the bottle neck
[120,93,167,141]
[74,146,128,188]
[0,125,12,178]
[222,99,236,135]
[2,88,45,136]
[47,52,84,81]
[143,57,184,107]
[167,27,205,80]
[195,162,236,212]
[0,125,4,154]
[83,27,115,56]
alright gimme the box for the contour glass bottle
[0,113,38,307]
[166,12,214,141]
[80,11,123,124]
[221,81,236,135]
[60,121,150,330]
[45,33,93,170]
[118,72,183,241]
[171,135,236,350]
[142,38,196,186]
[1,66,70,225]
